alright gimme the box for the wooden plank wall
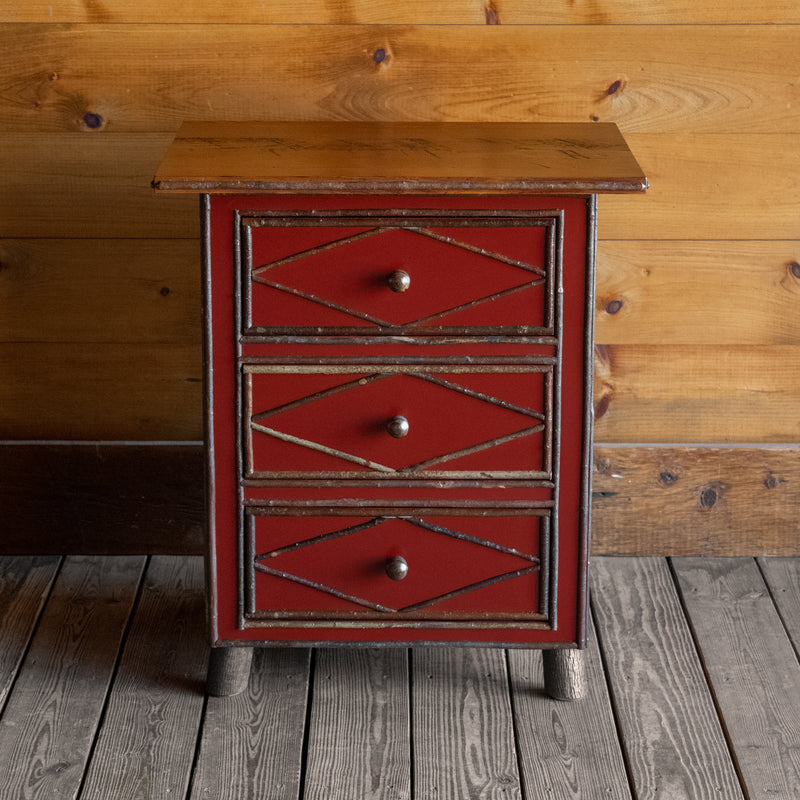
[0,2,798,554]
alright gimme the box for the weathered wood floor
[0,555,798,799]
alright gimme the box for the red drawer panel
[244,512,549,622]
[244,366,552,479]
[245,217,554,334]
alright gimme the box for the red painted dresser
[154,122,646,698]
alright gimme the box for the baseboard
[1,443,797,556]
[593,444,800,556]
[0,443,204,555]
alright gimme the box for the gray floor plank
[79,556,208,800]
[0,555,145,800]
[3,553,799,800]
[758,556,800,657]
[413,647,521,800]
[508,619,632,799]
[190,647,311,800]
[674,557,800,799]
[304,648,410,800]
[0,555,61,712]
[591,557,744,800]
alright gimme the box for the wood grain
[191,648,311,800]
[154,121,646,194]
[602,133,800,240]
[3,1,800,24]
[593,446,800,556]
[507,619,632,798]
[595,241,800,346]
[0,555,145,800]
[0,556,60,709]
[2,134,797,241]
[304,648,410,799]
[3,443,797,557]
[593,345,800,443]
[758,557,800,653]
[1,25,799,134]
[591,557,744,800]
[0,133,189,239]
[0,444,204,555]
[0,239,200,344]
[17,238,798,347]
[413,648,521,799]
[0,343,201,440]
[79,556,207,800]
[206,647,254,697]
[673,558,800,798]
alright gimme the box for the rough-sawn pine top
[153,121,647,195]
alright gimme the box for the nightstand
[153,121,646,700]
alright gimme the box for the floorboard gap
[0,555,64,723]
[75,555,151,800]
[504,648,528,800]
[588,598,637,800]
[297,647,317,800]
[185,690,211,800]
[754,558,800,668]
[407,648,415,800]
[666,557,751,800]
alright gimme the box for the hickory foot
[207,646,254,696]
[542,648,586,701]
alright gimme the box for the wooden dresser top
[153,121,647,195]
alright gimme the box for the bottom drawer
[242,507,554,630]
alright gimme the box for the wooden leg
[542,648,586,701]
[207,646,254,697]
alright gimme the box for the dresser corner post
[542,648,586,701]
[207,646,255,697]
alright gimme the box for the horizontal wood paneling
[3,238,797,347]
[0,133,180,239]
[595,241,800,345]
[4,1,800,24]
[594,345,800,443]
[2,342,799,442]
[0,239,200,343]
[603,134,800,240]
[593,446,800,556]
[1,7,797,553]
[0,343,201,439]
[2,134,798,241]
[2,444,797,556]
[0,445,204,555]
[1,25,798,134]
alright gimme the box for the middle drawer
[243,363,553,482]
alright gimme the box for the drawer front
[244,365,552,480]
[242,211,558,336]
[243,509,553,627]
[205,194,593,647]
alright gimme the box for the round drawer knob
[387,270,411,293]
[386,415,410,438]
[385,556,409,581]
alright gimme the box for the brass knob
[385,556,409,581]
[386,415,409,438]
[387,270,411,293]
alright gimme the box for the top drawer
[241,210,560,338]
